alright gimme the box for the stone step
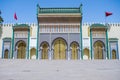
[0,59,120,80]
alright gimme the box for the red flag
[105,12,112,17]
[14,13,17,20]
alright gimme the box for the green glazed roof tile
[13,24,30,28]
[90,24,106,29]
[109,38,118,41]
[3,37,11,41]
[37,4,82,14]
[39,8,80,13]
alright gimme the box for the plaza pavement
[0,59,120,80]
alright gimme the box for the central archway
[17,41,26,59]
[53,38,67,59]
[94,41,104,59]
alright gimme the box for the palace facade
[0,4,119,60]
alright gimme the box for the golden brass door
[30,48,36,59]
[71,42,78,59]
[94,47,103,59]
[94,41,103,59]
[17,41,26,59]
[4,49,9,59]
[53,38,66,59]
[42,43,48,59]
[83,48,89,59]
[112,50,116,59]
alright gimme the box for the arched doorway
[17,41,26,59]
[53,38,67,59]
[30,48,36,59]
[112,49,116,59]
[94,41,104,59]
[83,48,89,60]
[4,49,9,59]
[41,42,49,59]
[70,42,79,60]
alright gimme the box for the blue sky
[0,0,120,23]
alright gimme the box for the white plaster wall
[83,38,90,60]
[108,24,120,59]
[0,24,12,58]
[82,24,89,38]
[83,38,90,49]
[30,24,37,38]
[30,38,36,49]
[29,24,37,50]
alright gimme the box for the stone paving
[0,59,120,80]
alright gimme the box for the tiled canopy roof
[90,24,107,29]
[109,38,119,41]
[3,37,11,41]
[13,24,30,28]
[37,4,82,14]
